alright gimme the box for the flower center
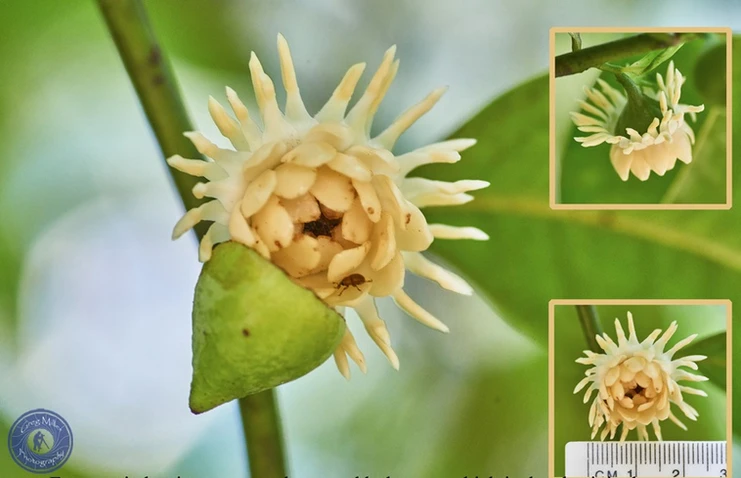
[623,384,647,403]
[303,211,342,238]
[625,384,644,397]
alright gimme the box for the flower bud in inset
[571,62,704,181]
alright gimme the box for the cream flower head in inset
[169,35,488,378]
[571,61,704,181]
[574,312,709,441]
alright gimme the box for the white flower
[168,35,488,378]
[574,312,709,441]
[571,61,704,181]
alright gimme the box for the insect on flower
[335,273,371,296]
[169,34,489,378]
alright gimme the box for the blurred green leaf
[147,1,253,72]
[659,106,727,204]
[695,41,728,107]
[422,356,547,476]
[0,0,257,338]
[310,350,549,477]
[682,331,727,388]
[419,37,740,404]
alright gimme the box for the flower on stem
[571,61,704,181]
[169,35,487,378]
[574,312,709,441]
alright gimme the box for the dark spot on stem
[148,46,162,66]
[405,213,411,225]
[152,73,165,86]
[242,328,251,337]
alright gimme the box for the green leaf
[418,37,741,439]
[421,355,548,475]
[695,41,728,107]
[148,1,256,72]
[189,242,345,414]
[659,106,727,204]
[682,331,727,388]
[421,73,739,344]
[620,45,684,77]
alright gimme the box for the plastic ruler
[565,441,728,477]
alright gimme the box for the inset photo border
[548,299,732,478]
[549,27,733,210]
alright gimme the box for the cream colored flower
[571,61,704,181]
[574,312,709,441]
[169,35,487,378]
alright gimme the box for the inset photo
[548,300,732,478]
[550,28,732,209]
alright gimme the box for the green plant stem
[555,33,700,77]
[239,390,288,478]
[614,72,643,102]
[575,305,603,352]
[97,0,202,212]
[96,2,288,477]
[568,32,582,52]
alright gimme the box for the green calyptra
[613,72,663,136]
[189,242,345,414]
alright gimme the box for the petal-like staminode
[571,62,704,181]
[574,311,708,441]
[169,35,486,377]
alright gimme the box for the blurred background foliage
[555,32,728,205]
[0,1,740,477]
[553,304,728,475]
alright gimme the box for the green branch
[575,305,603,352]
[555,32,700,77]
[96,2,288,477]
[97,0,202,211]
[240,390,288,478]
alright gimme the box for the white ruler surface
[565,441,727,477]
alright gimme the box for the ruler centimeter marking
[566,441,727,477]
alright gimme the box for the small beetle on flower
[169,35,488,379]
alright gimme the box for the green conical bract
[614,73,663,136]
[189,242,345,414]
